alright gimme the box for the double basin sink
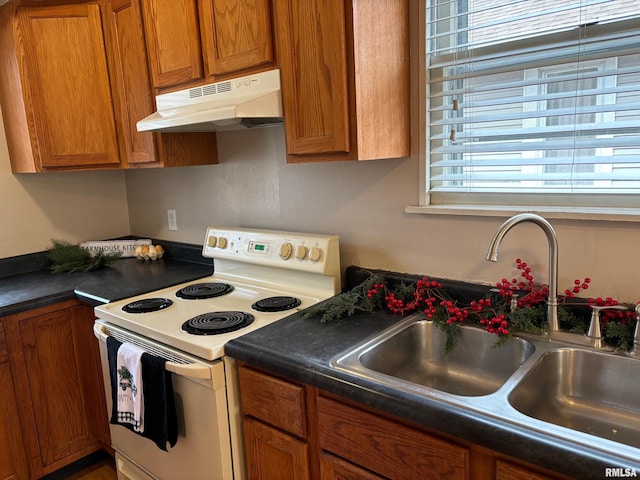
[331,313,640,460]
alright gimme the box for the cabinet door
[244,417,311,480]
[105,0,158,167]
[0,324,29,480]
[274,0,409,163]
[0,364,29,480]
[15,304,101,476]
[198,0,274,77]
[18,4,120,170]
[273,0,351,156]
[141,0,203,88]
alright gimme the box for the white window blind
[426,0,640,202]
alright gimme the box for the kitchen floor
[62,458,116,480]
[41,452,116,480]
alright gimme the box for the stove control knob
[207,235,218,247]
[279,242,293,260]
[309,246,322,262]
[218,237,228,249]
[295,245,308,260]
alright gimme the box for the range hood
[136,69,283,133]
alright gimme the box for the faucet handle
[587,305,628,349]
[489,288,520,311]
[627,304,640,358]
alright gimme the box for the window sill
[405,204,640,222]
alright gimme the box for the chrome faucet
[485,213,559,332]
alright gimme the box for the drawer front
[238,366,307,438]
[317,396,468,480]
[496,459,564,480]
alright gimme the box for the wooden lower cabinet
[496,460,558,480]
[3,300,110,479]
[244,417,311,480]
[238,364,568,480]
[317,396,467,480]
[320,453,384,480]
[0,322,29,480]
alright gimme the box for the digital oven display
[248,241,271,255]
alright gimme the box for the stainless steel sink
[508,348,640,448]
[331,313,640,465]
[333,315,535,396]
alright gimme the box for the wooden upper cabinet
[0,3,121,172]
[141,0,275,91]
[104,0,158,167]
[273,0,410,162]
[0,0,218,172]
[274,0,351,158]
[141,0,203,89]
[104,0,219,169]
[199,0,274,77]
[105,0,218,169]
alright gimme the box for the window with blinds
[426,0,640,206]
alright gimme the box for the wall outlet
[167,209,178,231]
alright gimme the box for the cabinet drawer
[496,459,564,480]
[238,366,306,438]
[320,452,385,480]
[317,396,468,480]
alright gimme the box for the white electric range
[93,226,340,480]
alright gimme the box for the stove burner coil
[176,283,234,299]
[252,296,302,312]
[122,298,173,313]
[181,311,254,335]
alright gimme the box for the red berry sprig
[363,260,638,344]
[495,259,593,307]
[366,277,506,336]
[563,277,591,299]
[480,314,509,336]
[493,259,549,307]
[370,277,446,315]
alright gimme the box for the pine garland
[303,266,638,352]
[303,274,388,323]
[48,239,121,273]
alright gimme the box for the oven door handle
[165,362,211,380]
[94,324,212,380]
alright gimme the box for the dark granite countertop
[0,240,212,316]
[226,268,640,480]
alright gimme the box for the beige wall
[1,105,638,301]
[125,127,640,301]
[0,106,130,258]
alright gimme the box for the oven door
[94,321,238,480]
